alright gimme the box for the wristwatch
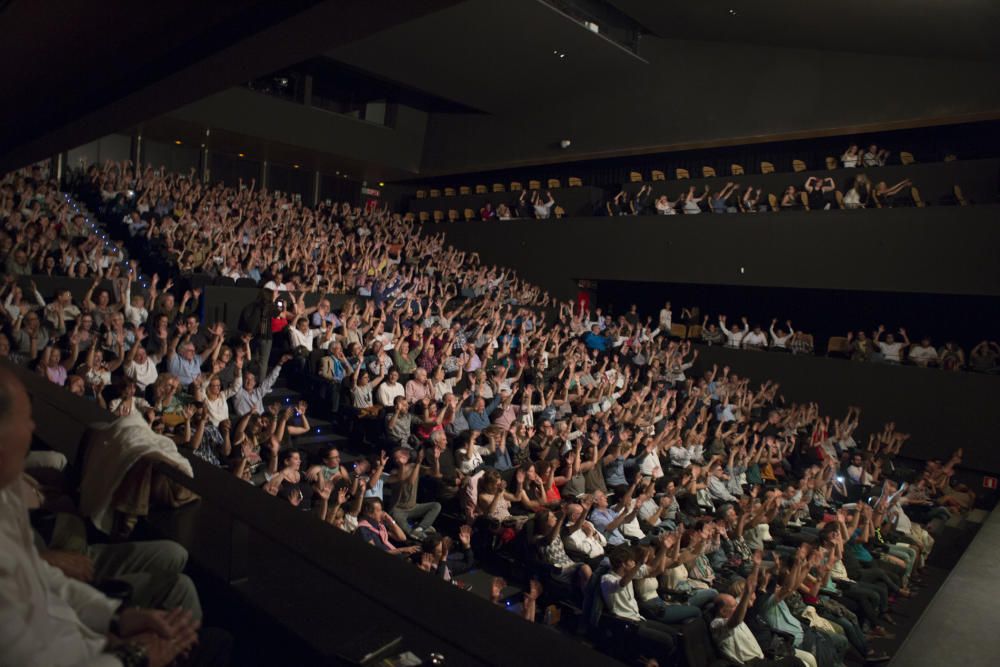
[107,642,149,667]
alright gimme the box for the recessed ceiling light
[553,50,558,54]
[729,9,737,15]
[238,152,245,158]
[335,170,340,175]
[559,53,565,58]
[174,139,182,145]
[378,181,385,187]
[293,164,300,169]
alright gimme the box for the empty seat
[825,156,838,170]
[686,324,702,339]
[463,208,476,221]
[475,184,487,194]
[760,161,775,174]
[629,171,643,182]
[429,188,441,198]
[432,210,444,223]
[492,183,505,192]
[528,179,541,190]
[944,154,957,162]
[675,168,690,180]
[554,205,565,218]
[826,336,850,357]
[701,166,716,178]
[547,178,561,189]
[445,187,458,196]
[456,186,469,195]
[767,193,779,211]
[670,323,688,339]
[730,163,745,175]
[415,189,427,199]
[418,211,430,222]
[402,212,415,222]
[651,170,665,181]
[447,209,459,222]
[510,181,523,191]
[792,159,807,172]
[568,177,582,187]
[900,151,915,165]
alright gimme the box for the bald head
[0,367,34,489]
[714,593,738,619]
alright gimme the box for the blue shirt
[604,457,626,487]
[590,507,627,546]
[465,395,501,431]
[583,331,610,352]
[168,353,205,386]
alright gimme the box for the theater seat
[415,189,427,199]
[912,186,925,207]
[792,159,807,172]
[547,178,561,189]
[900,151,915,165]
[429,188,441,198]
[767,193,779,211]
[676,168,690,180]
[825,156,838,170]
[799,191,810,210]
[510,181,523,191]
[760,161,775,174]
[418,211,429,222]
[826,336,850,357]
[528,180,541,190]
[629,171,643,182]
[686,324,702,339]
[730,164,744,175]
[432,210,444,223]
[456,186,469,195]
[445,187,457,196]
[568,177,583,187]
[463,208,475,221]
[670,323,688,339]
[447,209,459,222]
[702,166,716,178]
[475,185,487,194]
[554,206,565,218]
[651,170,666,181]
[492,183,505,192]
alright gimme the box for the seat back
[826,336,850,356]
[474,184,487,194]
[415,189,427,199]
[676,168,690,180]
[447,209,459,222]
[432,210,444,222]
[429,188,441,198]
[651,170,666,181]
[554,206,566,218]
[760,161,775,174]
[463,208,475,221]
[492,183,505,192]
[911,186,925,207]
[456,186,469,195]
[547,178,561,189]
[767,193,779,211]
[792,159,807,172]
[701,166,716,178]
[670,323,688,339]
[445,187,458,196]
[730,163,744,175]
[510,181,523,191]
[825,156,838,170]
[900,151,915,165]
[686,324,702,340]
[629,171,643,182]
[568,177,583,187]
[418,211,430,222]
[528,179,541,190]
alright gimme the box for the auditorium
[2,2,999,666]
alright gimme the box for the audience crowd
[0,159,986,667]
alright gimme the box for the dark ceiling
[0,0,462,171]
[608,0,1000,62]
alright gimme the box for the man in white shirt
[377,369,406,407]
[0,368,201,666]
[532,191,556,219]
[769,319,792,351]
[719,315,749,349]
[742,325,768,350]
[563,503,607,558]
[874,325,909,363]
[600,544,678,662]
[909,337,939,367]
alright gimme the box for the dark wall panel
[691,345,1000,474]
[143,138,200,175]
[209,151,260,187]
[440,206,1000,301]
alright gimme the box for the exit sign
[984,476,998,490]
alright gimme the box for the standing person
[239,288,277,378]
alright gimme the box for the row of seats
[415,178,583,198]
[628,151,943,182]
[415,206,567,223]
